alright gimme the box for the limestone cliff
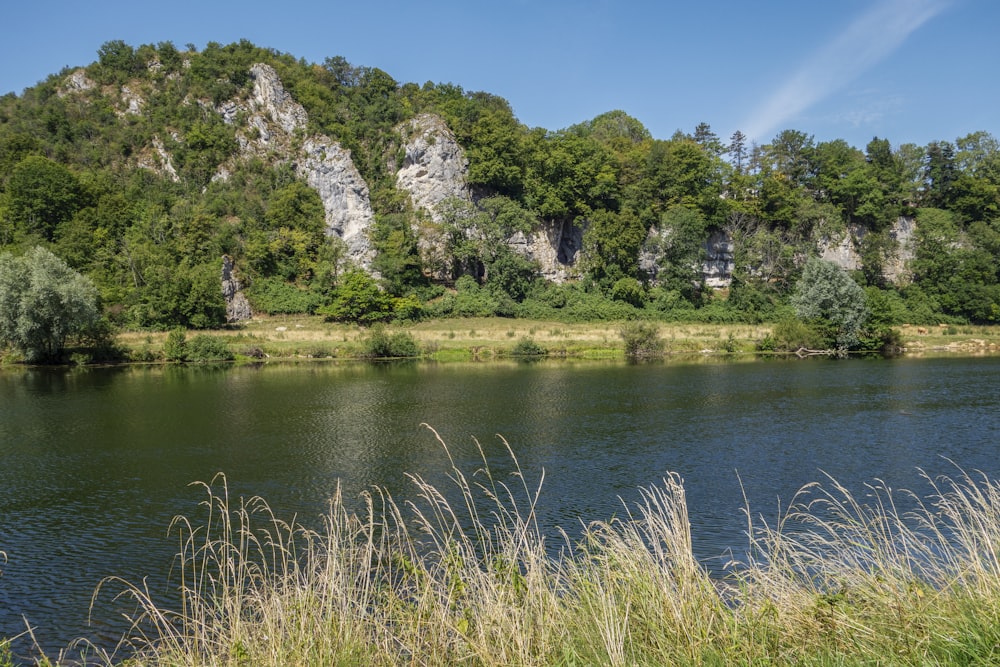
[819,217,916,284]
[508,221,585,283]
[222,63,376,267]
[221,255,252,322]
[395,114,471,219]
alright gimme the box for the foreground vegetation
[9,433,1000,665]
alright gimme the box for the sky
[1,0,995,151]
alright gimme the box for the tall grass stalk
[94,449,1000,666]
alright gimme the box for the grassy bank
[34,433,1000,666]
[113,317,1000,363]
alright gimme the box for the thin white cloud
[741,0,952,143]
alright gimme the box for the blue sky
[1,0,993,150]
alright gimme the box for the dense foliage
[0,246,104,361]
[1,40,999,349]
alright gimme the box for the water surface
[1,356,998,659]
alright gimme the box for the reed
[89,444,1000,666]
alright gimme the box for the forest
[1,39,998,358]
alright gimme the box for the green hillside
[1,40,998,349]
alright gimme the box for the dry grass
[115,316,783,362]
[65,432,1000,666]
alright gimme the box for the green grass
[44,435,1000,666]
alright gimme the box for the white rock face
[505,220,584,283]
[120,85,144,115]
[58,69,95,96]
[218,63,376,267]
[221,255,252,322]
[640,227,735,288]
[300,138,375,264]
[818,217,916,285]
[136,136,180,182]
[247,63,308,135]
[396,114,470,219]
[819,226,864,272]
[884,216,916,284]
[703,230,735,288]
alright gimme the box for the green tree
[0,246,102,361]
[643,205,709,304]
[317,269,393,324]
[791,257,869,350]
[371,213,426,296]
[6,155,83,241]
[582,207,646,287]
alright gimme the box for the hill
[1,39,998,339]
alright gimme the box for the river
[1,355,999,661]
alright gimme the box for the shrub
[620,320,665,358]
[318,270,394,324]
[362,325,420,359]
[791,257,869,349]
[0,246,102,362]
[163,328,188,361]
[510,337,547,357]
[610,277,646,307]
[765,318,828,352]
[247,278,324,315]
[186,334,234,362]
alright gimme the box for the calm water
[2,356,1000,660]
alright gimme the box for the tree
[643,205,709,304]
[790,257,869,350]
[0,246,102,362]
[317,269,393,323]
[765,129,815,187]
[6,155,83,241]
[728,130,748,174]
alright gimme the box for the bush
[163,328,188,361]
[510,337,547,357]
[763,318,828,352]
[791,257,869,349]
[247,278,324,315]
[620,321,665,358]
[362,325,420,359]
[317,270,393,324]
[610,277,646,307]
[186,334,234,362]
[0,246,102,362]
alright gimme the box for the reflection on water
[1,356,999,659]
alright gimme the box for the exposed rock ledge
[219,63,376,267]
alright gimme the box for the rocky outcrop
[248,63,308,135]
[395,114,470,219]
[136,136,180,182]
[219,63,376,267]
[58,69,95,96]
[120,85,144,115]
[508,220,585,283]
[819,224,864,272]
[300,138,375,264]
[703,230,735,288]
[819,217,916,285]
[884,216,916,284]
[221,255,252,322]
[640,228,735,288]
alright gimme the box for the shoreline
[107,318,1000,364]
[3,318,1000,367]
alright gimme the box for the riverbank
[113,317,1000,363]
[24,447,1000,666]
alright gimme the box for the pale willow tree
[790,257,870,350]
[0,246,101,362]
